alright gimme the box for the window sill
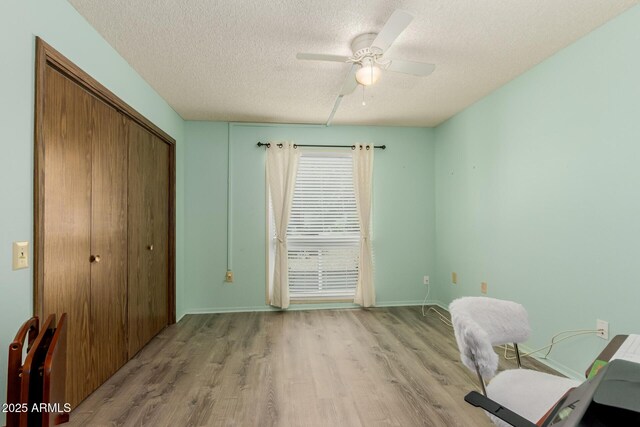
[289,298,354,304]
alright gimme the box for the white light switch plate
[13,241,29,270]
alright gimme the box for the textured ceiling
[68,0,638,126]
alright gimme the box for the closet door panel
[151,138,169,335]
[42,67,92,408]
[128,121,169,356]
[89,99,129,387]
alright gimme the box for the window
[270,151,360,300]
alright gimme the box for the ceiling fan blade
[296,53,350,63]
[339,64,358,96]
[371,10,413,53]
[386,59,436,76]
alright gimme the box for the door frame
[34,37,177,324]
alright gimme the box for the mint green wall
[0,1,185,418]
[184,122,436,313]
[434,6,640,378]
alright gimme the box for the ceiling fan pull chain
[361,85,366,106]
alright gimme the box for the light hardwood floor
[69,306,558,426]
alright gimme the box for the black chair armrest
[465,391,538,427]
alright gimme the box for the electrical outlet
[596,319,609,340]
[423,275,430,285]
[480,281,487,294]
[451,272,457,284]
[225,271,234,283]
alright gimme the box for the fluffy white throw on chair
[450,297,530,379]
[449,297,580,427]
[485,368,579,427]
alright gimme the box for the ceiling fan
[296,9,435,104]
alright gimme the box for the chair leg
[474,364,487,396]
[514,343,522,368]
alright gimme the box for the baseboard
[180,299,448,318]
[517,344,584,380]
[183,305,279,315]
[425,300,449,311]
[374,299,446,308]
[183,303,358,315]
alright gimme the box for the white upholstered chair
[449,297,580,427]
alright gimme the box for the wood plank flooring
[68,306,559,426]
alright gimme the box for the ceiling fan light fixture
[356,63,381,86]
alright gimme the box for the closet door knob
[147,245,154,251]
[90,255,101,263]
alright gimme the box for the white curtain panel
[266,142,299,309]
[353,144,375,307]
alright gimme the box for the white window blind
[286,152,360,299]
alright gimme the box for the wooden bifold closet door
[42,67,128,406]
[35,38,175,409]
[127,121,170,357]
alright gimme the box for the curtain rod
[256,142,386,150]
